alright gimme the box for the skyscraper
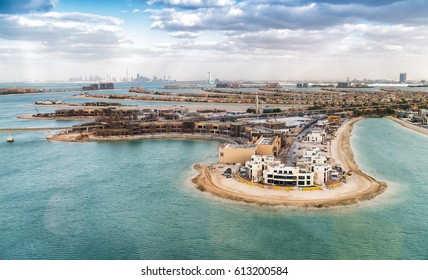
[399,73,407,83]
[208,72,214,84]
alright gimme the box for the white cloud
[169,31,200,38]
[132,9,141,13]
[0,12,132,60]
[145,0,428,32]
[147,0,234,9]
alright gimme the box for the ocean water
[1,89,428,259]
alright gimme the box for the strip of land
[17,115,95,121]
[51,132,239,144]
[387,116,428,136]
[192,118,387,208]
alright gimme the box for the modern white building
[298,147,327,166]
[263,164,314,187]
[304,147,320,159]
[311,164,332,185]
[303,130,325,143]
[245,155,280,182]
[296,147,332,185]
[420,109,428,125]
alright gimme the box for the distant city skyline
[1,0,428,81]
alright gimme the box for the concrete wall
[219,144,257,164]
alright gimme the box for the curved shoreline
[387,116,428,136]
[51,132,239,144]
[191,118,387,208]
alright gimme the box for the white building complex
[245,155,314,187]
[297,147,332,185]
[244,147,333,187]
[302,129,325,143]
[263,164,314,187]
[245,155,281,183]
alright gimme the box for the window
[307,181,311,185]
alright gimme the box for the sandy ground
[387,116,428,136]
[192,118,387,208]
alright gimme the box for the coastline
[387,116,428,136]
[191,118,387,208]
[51,132,239,144]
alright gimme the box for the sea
[0,83,428,259]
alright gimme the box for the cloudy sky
[1,0,428,81]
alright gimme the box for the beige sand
[387,116,428,136]
[192,118,387,207]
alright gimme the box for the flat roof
[226,144,257,149]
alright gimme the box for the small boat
[6,133,14,143]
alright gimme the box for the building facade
[263,165,314,187]
[400,73,407,83]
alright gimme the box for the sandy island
[387,116,428,136]
[192,118,387,208]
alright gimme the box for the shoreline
[191,118,387,208]
[51,132,239,144]
[387,116,428,136]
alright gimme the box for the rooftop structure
[218,135,281,163]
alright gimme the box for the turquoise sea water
[1,87,428,259]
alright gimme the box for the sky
[1,0,428,82]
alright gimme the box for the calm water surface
[1,88,428,259]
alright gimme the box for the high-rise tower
[399,73,407,83]
[208,72,214,84]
